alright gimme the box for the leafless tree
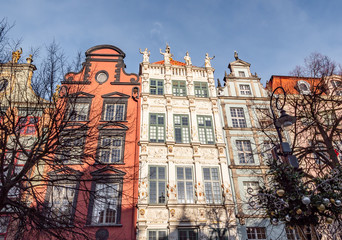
[257,53,342,240]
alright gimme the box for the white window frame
[149,166,167,204]
[91,183,120,225]
[230,108,247,128]
[104,103,125,121]
[203,167,221,204]
[176,166,194,204]
[68,103,89,121]
[99,136,124,163]
[246,227,266,240]
[236,140,254,164]
[239,84,252,95]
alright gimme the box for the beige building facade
[137,46,237,240]
[218,53,288,239]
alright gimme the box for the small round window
[95,71,109,84]
[0,79,8,92]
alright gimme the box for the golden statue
[12,48,22,63]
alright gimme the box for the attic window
[238,71,246,77]
[332,80,342,96]
[297,81,311,95]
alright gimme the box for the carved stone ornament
[140,209,145,216]
[168,146,173,153]
[170,209,175,217]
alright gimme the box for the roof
[267,75,322,94]
[152,59,186,66]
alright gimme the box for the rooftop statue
[234,50,239,60]
[160,44,172,64]
[184,51,192,66]
[12,48,22,63]
[139,48,150,63]
[204,53,215,68]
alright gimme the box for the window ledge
[94,162,125,165]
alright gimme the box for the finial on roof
[26,54,33,64]
[234,51,239,60]
[217,78,222,88]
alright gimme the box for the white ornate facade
[137,46,237,240]
[218,53,288,239]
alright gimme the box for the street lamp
[270,86,298,168]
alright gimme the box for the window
[91,183,121,225]
[230,108,247,128]
[48,183,77,224]
[312,142,328,165]
[178,229,198,240]
[172,80,187,96]
[286,227,300,240]
[246,227,266,240]
[148,230,168,240]
[238,71,246,77]
[261,141,273,161]
[297,81,310,95]
[103,103,125,121]
[17,116,39,134]
[174,115,190,144]
[0,216,9,240]
[239,84,252,95]
[149,166,166,204]
[68,103,89,121]
[59,135,85,164]
[332,80,342,95]
[203,167,221,204]
[150,79,164,95]
[176,167,194,203]
[197,116,215,144]
[99,135,124,163]
[149,114,165,143]
[236,140,254,164]
[194,82,208,98]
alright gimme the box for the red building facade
[45,45,140,239]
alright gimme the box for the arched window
[297,81,311,95]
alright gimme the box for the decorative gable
[101,91,130,98]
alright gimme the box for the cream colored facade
[218,54,287,239]
[137,46,237,240]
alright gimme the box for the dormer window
[297,81,311,95]
[331,80,342,96]
[238,71,246,77]
[239,84,252,96]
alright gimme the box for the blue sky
[2,0,342,85]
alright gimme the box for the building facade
[45,45,140,239]
[137,46,237,240]
[218,53,287,239]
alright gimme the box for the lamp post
[269,87,298,168]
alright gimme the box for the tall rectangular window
[230,108,247,128]
[179,229,198,240]
[149,114,165,143]
[91,183,120,225]
[236,140,254,164]
[149,166,166,204]
[174,115,190,143]
[194,82,208,98]
[176,167,194,203]
[238,71,246,77]
[99,136,124,163]
[239,84,252,95]
[172,80,187,96]
[150,79,164,95]
[203,167,221,204]
[104,104,125,121]
[48,183,76,224]
[197,116,215,144]
[148,230,168,240]
[68,103,89,121]
[246,227,266,240]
